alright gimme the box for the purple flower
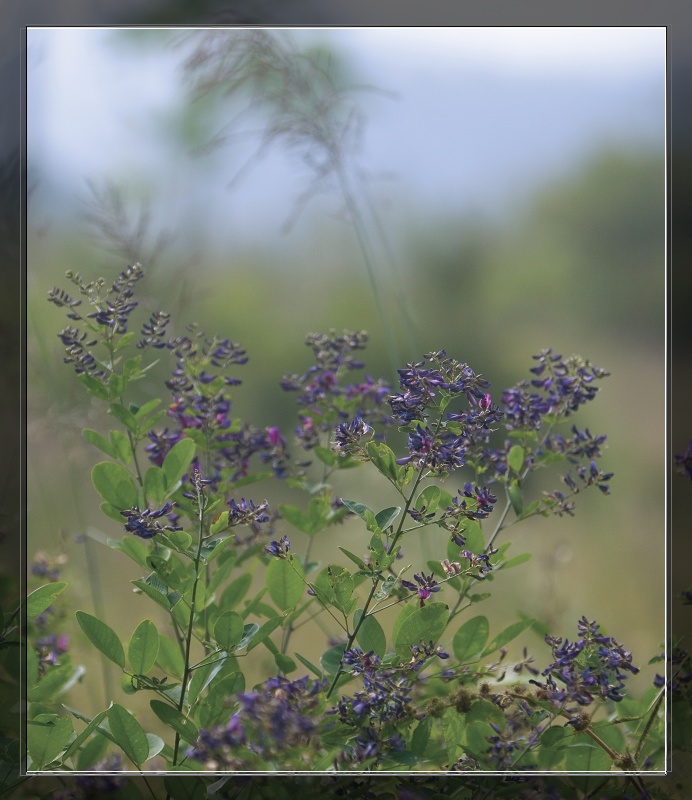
[227,497,270,527]
[121,504,182,539]
[333,416,372,454]
[401,572,440,607]
[264,535,290,558]
[530,619,639,718]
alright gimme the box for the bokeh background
[26,27,666,727]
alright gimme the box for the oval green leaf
[393,602,448,656]
[26,582,67,620]
[213,611,245,650]
[82,429,117,458]
[482,618,536,657]
[375,506,401,531]
[265,557,304,611]
[144,466,168,504]
[109,703,150,766]
[320,643,347,675]
[76,610,126,669]
[28,714,73,769]
[453,615,490,663]
[162,438,196,489]
[150,700,199,743]
[508,444,525,474]
[91,461,138,511]
[354,609,387,658]
[128,619,159,674]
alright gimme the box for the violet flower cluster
[530,617,639,723]
[281,330,392,450]
[388,350,503,476]
[186,675,326,769]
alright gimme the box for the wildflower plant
[17,29,675,800]
[20,260,672,799]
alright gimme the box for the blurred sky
[26,26,665,256]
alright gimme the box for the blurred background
[26,27,666,724]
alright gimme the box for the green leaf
[320,643,347,675]
[109,703,150,766]
[28,663,85,702]
[274,653,297,674]
[508,445,525,474]
[76,610,126,668]
[145,733,165,762]
[166,530,192,553]
[338,547,367,570]
[246,616,284,652]
[113,331,135,352]
[467,699,505,731]
[108,372,127,400]
[78,373,109,399]
[410,716,433,757]
[464,520,485,554]
[76,733,109,771]
[150,700,199,743]
[210,511,229,536]
[109,403,138,433]
[498,552,532,570]
[507,479,523,517]
[277,503,312,534]
[414,484,441,513]
[354,610,386,658]
[341,498,374,521]
[564,733,612,772]
[162,438,197,489]
[27,714,73,768]
[518,499,542,520]
[109,429,132,463]
[482,618,536,657]
[328,567,354,613]
[156,634,185,679]
[100,502,128,523]
[236,622,260,650]
[108,535,150,568]
[62,708,109,762]
[465,720,495,759]
[134,398,162,421]
[307,495,332,533]
[214,611,245,650]
[221,573,252,610]
[128,619,159,674]
[83,429,118,458]
[393,602,449,657]
[366,441,399,483]
[541,726,567,748]
[441,707,465,762]
[313,446,337,466]
[265,557,304,611]
[294,653,323,678]
[26,582,67,620]
[453,615,490,663]
[375,506,401,531]
[187,655,227,703]
[91,461,138,510]
[144,466,168,504]
[391,604,417,647]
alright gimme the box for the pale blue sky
[27,27,666,253]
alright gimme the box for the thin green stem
[325,577,381,699]
[171,492,207,768]
[634,684,665,762]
